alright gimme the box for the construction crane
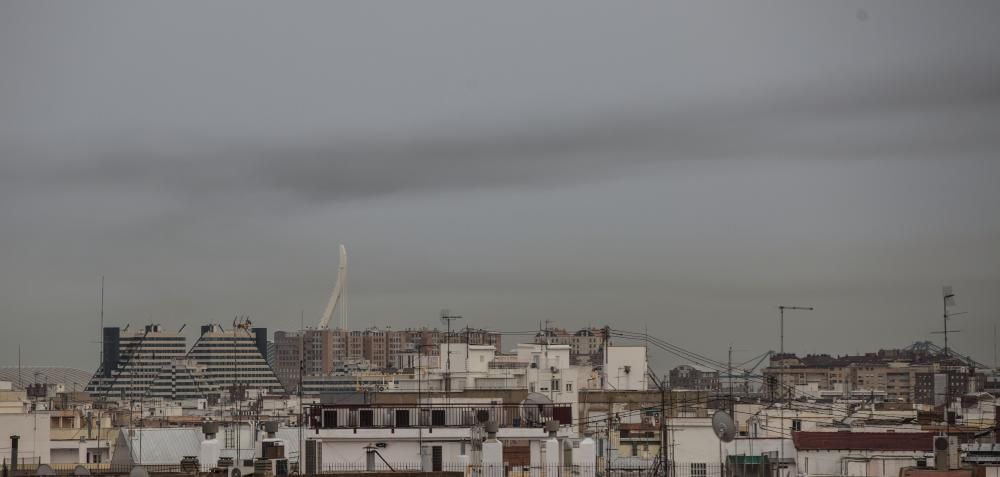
[317,244,348,329]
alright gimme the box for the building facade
[762,350,985,403]
[272,327,501,391]
[86,324,188,399]
[670,365,720,391]
[186,324,285,398]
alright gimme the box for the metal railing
[306,403,573,429]
[311,461,725,477]
[2,461,725,477]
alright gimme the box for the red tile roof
[793,432,934,451]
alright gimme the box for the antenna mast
[440,309,463,399]
[933,286,964,357]
[776,305,814,471]
[100,276,104,375]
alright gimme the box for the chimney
[10,435,19,475]
[200,423,220,470]
[573,432,597,477]
[544,420,561,469]
[482,422,504,470]
[263,421,278,439]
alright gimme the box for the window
[691,463,707,477]
[791,419,802,432]
[225,426,236,447]
[631,445,638,457]
[566,383,573,392]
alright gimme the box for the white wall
[797,450,925,477]
[315,428,575,467]
[517,344,571,371]
[439,343,470,373]
[668,418,722,464]
[467,346,496,373]
[0,412,52,464]
[605,347,647,391]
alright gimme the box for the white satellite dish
[712,411,737,443]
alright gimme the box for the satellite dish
[521,393,552,424]
[129,467,150,477]
[36,465,56,476]
[712,411,737,443]
[522,392,553,406]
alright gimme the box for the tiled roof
[793,432,934,451]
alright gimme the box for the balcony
[306,403,572,429]
[488,361,529,369]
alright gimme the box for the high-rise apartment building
[272,327,502,391]
[86,324,188,399]
[762,349,986,403]
[186,324,285,397]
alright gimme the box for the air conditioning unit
[933,436,951,470]
[255,457,289,477]
[304,438,322,475]
[210,458,242,477]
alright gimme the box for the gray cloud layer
[2,1,1000,370]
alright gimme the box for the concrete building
[605,346,648,391]
[303,399,575,469]
[536,327,606,365]
[186,325,284,398]
[48,407,116,465]
[86,325,188,399]
[0,388,51,465]
[793,431,933,477]
[670,365,720,391]
[273,327,501,392]
[145,359,218,401]
[763,350,985,403]
[914,371,975,405]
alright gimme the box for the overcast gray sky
[2,1,1000,371]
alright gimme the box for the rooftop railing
[305,402,573,429]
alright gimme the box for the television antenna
[440,309,463,399]
[932,286,966,357]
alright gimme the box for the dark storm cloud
[6,60,999,210]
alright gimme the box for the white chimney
[482,422,504,471]
[200,423,221,470]
[78,437,87,465]
[573,432,597,477]
[543,420,561,470]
